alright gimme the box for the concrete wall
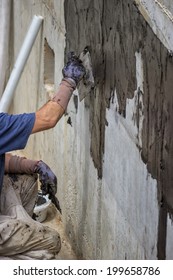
[135,0,173,52]
[8,0,173,259]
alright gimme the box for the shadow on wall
[64,0,173,259]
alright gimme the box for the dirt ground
[43,203,77,260]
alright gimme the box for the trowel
[78,46,95,101]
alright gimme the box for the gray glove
[62,52,86,85]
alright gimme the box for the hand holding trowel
[63,47,94,102]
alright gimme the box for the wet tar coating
[64,0,173,259]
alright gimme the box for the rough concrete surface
[135,0,173,52]
[64,0,173,259]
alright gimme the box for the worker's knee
[52,230,61,254]
[43,226,61,255]
[11,174,38,191]
[24,220,61,255]
[4,174,38,196]
[0,218,61,257]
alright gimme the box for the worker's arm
[31,79,75,133]
[4,153,13,172]
[32,52,85,134]
[5,153,38,174]
[5,152,61,211]
[5,153,56,193]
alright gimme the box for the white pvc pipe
[0,0,11,98]
[0,15,43,113]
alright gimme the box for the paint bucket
[33,193,51,222]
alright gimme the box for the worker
[0,53,85,259]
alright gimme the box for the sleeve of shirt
[0,112,35,154]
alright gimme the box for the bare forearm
[31,78,75,134]
[32,101,64,133]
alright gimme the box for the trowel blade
[78,47,94,101]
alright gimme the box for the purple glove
[62,52,86,85]
[35,161,62,213]
[35,161,57,196]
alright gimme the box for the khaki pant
[0,174,61,260]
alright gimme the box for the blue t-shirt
[0,112,35,191]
